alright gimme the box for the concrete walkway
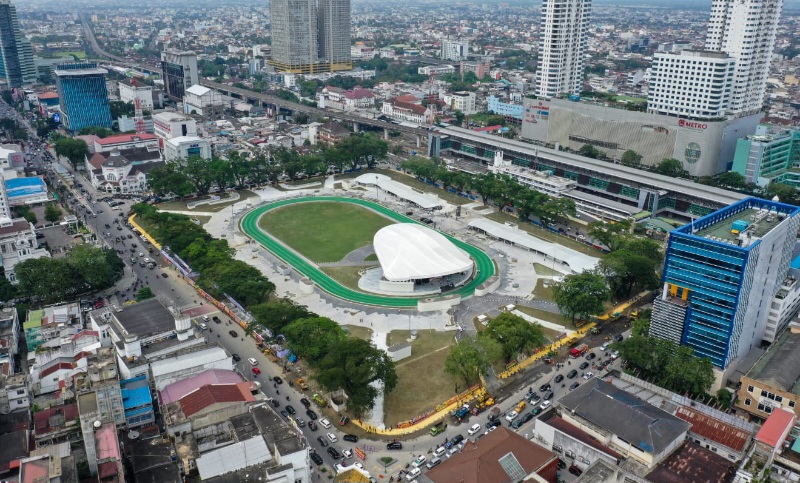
[364,332,388,430]
[511,309,575,335]
[318,245,376,267]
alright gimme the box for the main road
[240,196,496,307]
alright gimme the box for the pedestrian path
[510,309,575,334]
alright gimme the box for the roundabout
[239,196,496,308]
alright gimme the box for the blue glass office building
[650,197,800,369]
[54,62,113,132]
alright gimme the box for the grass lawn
[533,263,561,276]
[260,201,394,262]
[156,190,259,213]
[514,304,568,327]
[486,211,603,257]
[189,215,212,227]
[343,325,373,341]
[386,329,454,351]
[384,345,460,425]
[53,51,86,59]
[320,265,375,291]
[363,253,378,262]
[532,279,555,301]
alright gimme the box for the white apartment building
[164,136,212,161]
[183,84,224,116]
[705,0,782,116]
[443,91,477,114]
[763,274,800,344]
[418,65,456,77]
[647,50,736,119]
[153,111,197,142]
[118,79,153,111]
[534,0,591,98]
[491,152,577,197]
[440,39,469,61]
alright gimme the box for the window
[16,389,24,395]
[498,453,527,482]
[745,398,751,406]
[790,401,796,408]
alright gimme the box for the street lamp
[375,175,379,201]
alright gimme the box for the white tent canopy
[374,224,472,281]
[468,218,599,273]
[355,173,443,210]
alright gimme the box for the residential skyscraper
[650,198,800,374]
[269,0,350,74]
[0,0,35,87]
[318,0,352,71]
[440,39,470,62]
[647,0,782,119]
[160,50,198,101]
[54,62,112,132]
[533,0,591,98]
[705,0,782,116]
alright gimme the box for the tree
[66,245,123,291]
[454,111,465,126]
[15,258,74,303]
[444,335,503,385]
[481,312,546,362]
[53,137,89,168]
[109,101,135,119]
[249,300,315,334]
[598,249,660,299]
[148,164,193,197]
[662,345,715,395]
[579,144,604,159]
[14,206,36,225]
[715,171,747,190]
[462,71,479,84]
[313,338,397,417]
[0,276,17,303]
[766,182,798,205]
[587,220,631,251]
[553,272,610,325]
[631,309,652,337]
[283,317,347,363]
[44,203,62,223]
[620,150,642,168]
[655,158,687,178]
[716,388,733,407]
[182,155,214,195]
[136,287,154,301]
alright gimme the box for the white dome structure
[374,224,473,282]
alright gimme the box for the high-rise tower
[160,50,198,101]
[269,0,350,74]
[0,0,35,87]
[534,0,591,98]
[55,62,112,132]
[705,0,782,116]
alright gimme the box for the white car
[540,400,552,411]
[447,446,459,457]
[326,433,337,443]
[583,372,594,380]
[413,455,427,467]
[467,423,481,436]
[611,351,619,360]
[406,467,421,480]
[248,358,258,366]
[319,418,332,428]
[505,410,519,422]
[433,447,446,458]
[343,449,353,459]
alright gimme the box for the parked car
[539,383,551,392]
[316,436,328,447]
[511,413,534,429]
[586,352,596,360]
[467,424,481,435]
[505,411,519,422]
[308,421,318,431]
[310,452,323,465]
[579,361,589,370]
[251,367,261,376]
[567,370,578,379]
[273,376,283,384]
[327,447,341,459]
[569,382,580,390]
[343,434,358,443]
[300,398,311,408]
[326,433,338,443]
[306,409,318,420]
[554,374,564,383]
[285,405,296,415]
[232,354,241,362]
[387,441,403,450]
[228,330,238,337]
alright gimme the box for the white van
[319,418,332,429]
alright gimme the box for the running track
[240,197,496,307]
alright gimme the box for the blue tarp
[791,254,800,270]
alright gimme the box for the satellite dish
[93,420,102,429]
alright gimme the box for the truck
[430,421,448,436]
[295,378,309,390]
[570,344,589,358]
[451,405,471,421]
[312,393,327,407]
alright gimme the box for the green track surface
[240,197,495,307]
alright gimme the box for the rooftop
[373,224,473,281]
[746,324,800,395]
[0,429,28,474]
[645,442,737,483]
[201,461,271,483]
[674,406,751,453]
[111,298,177,339]
[251,405,306,455]
[756,408,796,448]
[33,403,79,437]
[681,198,799,248]
[124,431,182,483]
[425,427,556,483]
[557,378,691,456]
[120,375,152,410]
[544,417,623,461]
[177,382,255,417]
[196,436,271,480]
[95,133,157,146]
[159,369,243,405]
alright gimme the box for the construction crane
[132,79,146,134]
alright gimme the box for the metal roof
[196,436,271,480]
[374,224,472,281]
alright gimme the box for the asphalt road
[240,197,496,307]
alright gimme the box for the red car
[252,367,261,376]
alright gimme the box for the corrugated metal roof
[159,369,243,405]
[196,436,271,480]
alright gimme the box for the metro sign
[679,119,708,130]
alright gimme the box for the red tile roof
[675,407,751,453]
[756,408,796,448]
[178,383,255,417]
[95,133,157,145]
[426,427,556,483]
[388,98,427,115]
[344,87,374,100]
[472,125,503,132]
[37,92,59,99]
[97,461,118,479]
[40,361,73,379]
[545,417,623,460]
[88,153,106,170]
[394,94,419,103]
[71,330,99,341]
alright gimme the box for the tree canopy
[444,335,503,385]
[553,271,610,324]
[54,137,89,168]
[481,312,546,362]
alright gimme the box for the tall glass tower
[55,62,112,132]
[650,198,800,370]
[0,0,35,87]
